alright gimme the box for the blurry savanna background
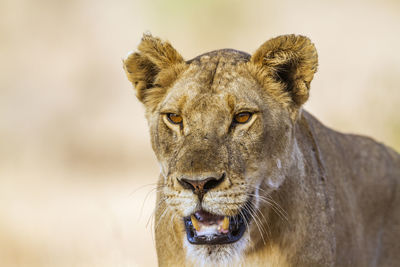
[1,0,399,266]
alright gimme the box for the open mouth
[183,199,252,245]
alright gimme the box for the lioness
[123,34,400,266]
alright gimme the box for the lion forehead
[161,53,263,116]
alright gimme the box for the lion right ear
[123,34,186,106]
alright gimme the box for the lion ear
[250,34,318,107]
[123,34,186,105]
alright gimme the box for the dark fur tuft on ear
[123,34,186,105]
[123,52,158,101]
[250,34,318,107]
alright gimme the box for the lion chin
[124,33,400,267]
[183,231,251,267]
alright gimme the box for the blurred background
[0,0,399,266]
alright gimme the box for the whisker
[246,187,289,225]
[244,201,268,245]
[154,204,171,233]
[233,203,252,245]
[147,196,167,228]
[265,195,289,223]
[139,186,161,221]
[128,182,161,197]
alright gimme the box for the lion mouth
[183,199,252,245]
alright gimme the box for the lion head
[123,34,317,266]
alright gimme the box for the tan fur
[123,34,400,267]
[123,34,188,110]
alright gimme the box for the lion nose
[178,173,225,200]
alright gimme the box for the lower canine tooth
[191,215,200,231]
[222,216,229,230]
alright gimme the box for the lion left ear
[250,34,318,107]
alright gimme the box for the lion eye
[233,112,252,124]
[166,113,183,124]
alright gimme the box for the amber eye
[166,113,183,124]
[233,112,252,124]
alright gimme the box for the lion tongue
[194,210,223,224]
[191,211,229,235]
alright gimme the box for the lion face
[124,34,317,265]
[153,54,294,262]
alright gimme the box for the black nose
[178,173,225,200]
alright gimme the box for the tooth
[222,216,229,230]
[191,215,200,231]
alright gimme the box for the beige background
[0,0,399,266]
